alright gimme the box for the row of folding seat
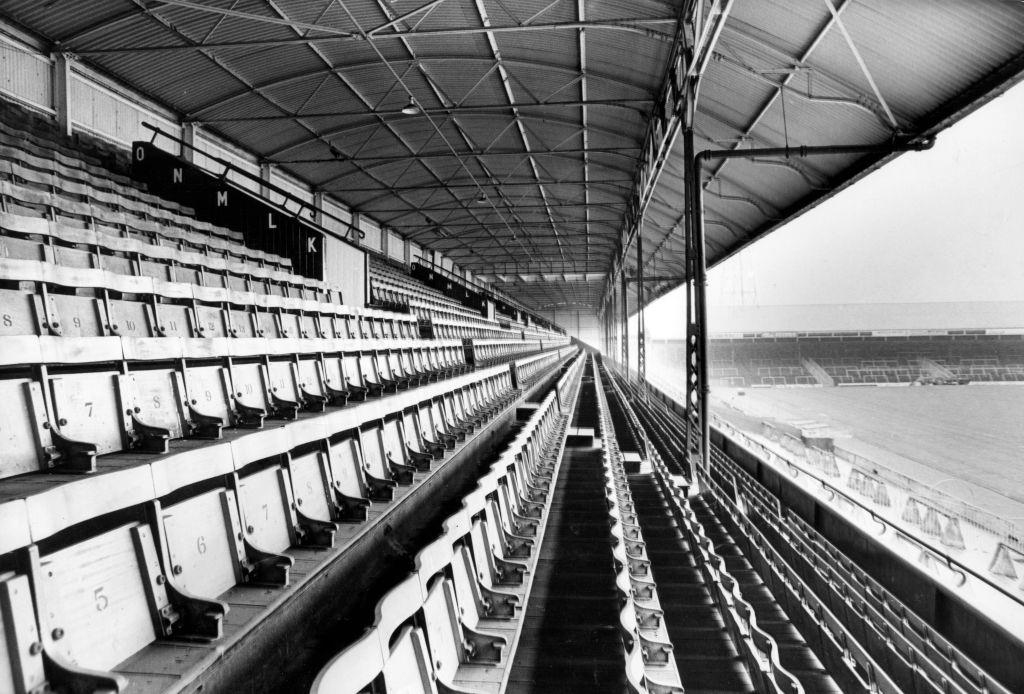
[602,366,804,694]
[1,181,297,276]
[710,448,1011,694]
[593,366,684,694]
[0,366,522,694]
[0,251,420,348]
[312,356,582,693]
[392,271,561,349]
[555,351,587,410]
[0,137,198,227]
[0,216,332,313]
[368,282,411,312]
[372,278,487,324]
[0,320,468,480]
[708,430,1016,694]
[0,114,138,190]
[470,338,542,366]
[368,264,458,305]
[700,461,902,694]
[371,276,464,309]
[784,512,1010,694]
[0,121,184,207]
[514,349,564,388]
[431,316,519,340]
[0,147,250,254]
[526,332,569,346]
[0,127,246,246]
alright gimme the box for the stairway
[507,380,626,694]
[801,358,835,386]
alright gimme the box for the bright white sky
[640,78,1024,340]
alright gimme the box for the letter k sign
[307,237,318,253]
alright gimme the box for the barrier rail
[711,415,1024,611]
[141,122,364,245]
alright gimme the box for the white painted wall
[550,310,601,350]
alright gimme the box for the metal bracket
[43,650,126,694]
[420,437,446,459]
[322,383,350,407]
[462,626,505,664]
[364,471,397,502]
[331,482,370,523]
[386,454,415,485]
[299,387,328,413]
[163,579,227,641]
[186,405,224,439]
[492,554,526,586]
[345,379,368,401]
[129,414,171,454]
[479,585,519,619]
[499,529,533,559]
[629,575,656,600]
[507,511,538,538]
[635,604,664,629]
[295,510,337,549]
[269,393,299,420]
[47,427,98,473]
[241,539,292,587]
[405,445,433,472]
[639,633,673,664]
[435,428,459,449]
[232,398,266,429]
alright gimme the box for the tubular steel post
[601,303,606,354]
[682,82,709,476]
[620,269,629,369]
[691,146,710,474]
[637,230,646,387]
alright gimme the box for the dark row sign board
[132,142,324,280]
[411,262,488,316]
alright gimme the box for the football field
[712,384,1024,522]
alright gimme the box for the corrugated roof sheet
[0,0,1020,312]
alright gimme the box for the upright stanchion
[682,80,709,478]
[620,269,629,369]
[636,230,646,391]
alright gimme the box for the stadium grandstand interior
[0,2,1021,694]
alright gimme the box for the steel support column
[682,93,709,477]
[620,270,629,368]
[636,230,646,386]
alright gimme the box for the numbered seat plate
[162,489,243,599]
[37,523,164,671]
[238,467,294,554]
[49,371,124,455]
[359,426,389,481]
[289,452,333,522]
[129,369,186,439]
[182,365,232,425]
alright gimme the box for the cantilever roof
[1,0,1022,314]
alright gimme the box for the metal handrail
[141,122,364,246]
[712,409,1024,610]
[413,258,565,334]
[413,258,525,315]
